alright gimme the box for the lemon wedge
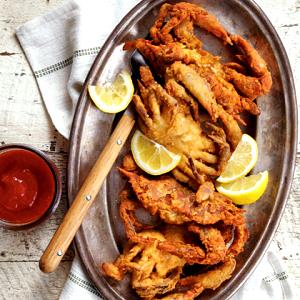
[217,134,258,183]
[88,70,134,113]
[131,130,181,175]
[216,171,269,205]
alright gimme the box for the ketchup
[0,148,55,224]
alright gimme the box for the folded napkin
[17,0,139,138]
[16,0,296,299]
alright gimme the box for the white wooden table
[0,0,299,299]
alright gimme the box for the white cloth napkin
[16,0,296,299]
[17,0,139,138]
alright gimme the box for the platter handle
[39,113,135,273]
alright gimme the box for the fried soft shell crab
[102,2,271,299]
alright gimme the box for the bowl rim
[0,143,62,230]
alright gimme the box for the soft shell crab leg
[188,224,227,265]
[224,35,272,100]
[175,256,236,299]
[158,257,236,300]
[150,2,231,45]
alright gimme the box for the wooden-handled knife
[39,108,135,273]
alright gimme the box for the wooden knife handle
[39,114,135,273]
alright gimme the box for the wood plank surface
[0,0,299,299]
[0,261,71,300]
[0,1,71,299]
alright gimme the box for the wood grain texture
[0,1,70,298]
[0,0,299,299]
[0,261,71,300]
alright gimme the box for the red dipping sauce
[0,147,58,227]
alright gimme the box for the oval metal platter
[68,0,297,299]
